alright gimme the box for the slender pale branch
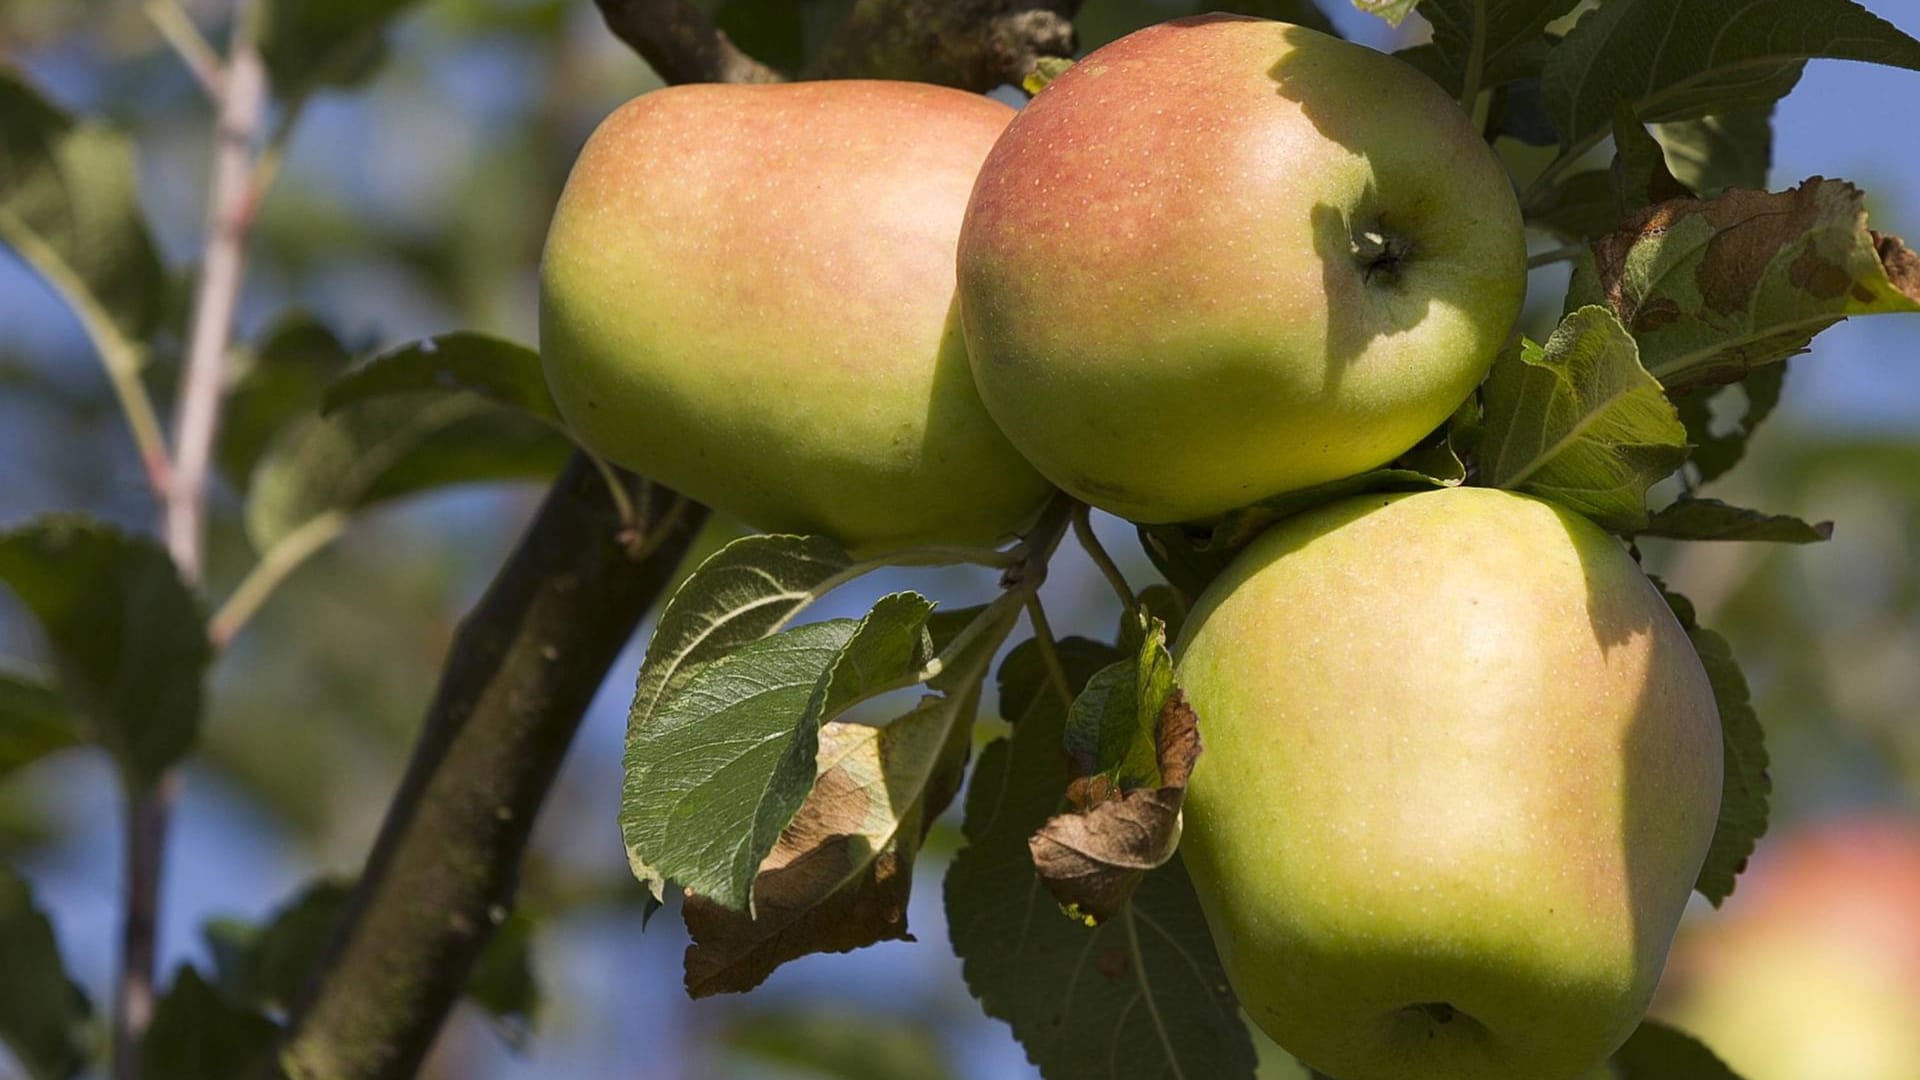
[119,7,267,1075]
[167,30,265,582]
[143,0,223,98]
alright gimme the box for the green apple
[1654,816,1920,1080]
[957,16,1527,524]
[1173,487,1723,1080]
[540,82,1055,556]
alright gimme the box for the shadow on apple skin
[1175,488,1723,1080]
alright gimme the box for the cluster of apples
[540,15,1724,1080]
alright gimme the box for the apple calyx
[1352,226,1414,286]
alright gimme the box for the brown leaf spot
[1695,182,1832,317]
[1874,230,1920,301]
[1787,247,1854,301]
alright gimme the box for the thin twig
[208,511,349,648]
[0,216,172,493]
[143,0,224,98]
[112,772,177,1080]
[1023,594,1076,710]
[1072,503,1135,615]
[119,6,268,1074]
[166,27,265,582]
[590,0,783,83]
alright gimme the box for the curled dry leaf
[1028,691,1202,924]
[680,699,970,996]
[1573,177,1920,389]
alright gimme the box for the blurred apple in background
[1654,814,1920,1080]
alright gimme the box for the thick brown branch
[810,0,1082,90]
[590,0,783,83]
[273,456,707,1079]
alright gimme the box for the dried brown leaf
[1028,692,1201,924]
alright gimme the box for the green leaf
[1064,622,1175,796]
[245,386,571,551]
[628,534,857,733]
[1673,364,1786,483]
[1660,586,1769,907]
[202,879,535,1039]
[0,67,167,346]
[138,968,277,1080]
[682,602,1018,996]
[1352,0,1420,26]
[0,517,208,787]
[1637,498,1831,544]
[946,637,1256,1079]
[1479,306,1689,530]
[623,593,938,912]
[1526,169,1617,240]
[1137,524,1237,607]
[1542,0,1920,153]
[714,1006,958,1080]
[206,880,350,1012]
[466,910,541,1047]
[1611,102,1692,216]
[1608,1019,1744,1078]
[219,315,356,491]
[1655,107,1774,195]
[1406,0,1583,98]
[0,672,81,780]
[259,0,423,103]
[321,332,562,427]
[0,866,90,1080]
[1568,178,1920,390]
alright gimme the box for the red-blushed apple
[1653,814,1920,1080]
[1174,487,1723,1080]
[541,82,1055,556]
[957,15,1527,524]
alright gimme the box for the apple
[956,15,1527,524]
[540,82,1055,556]
[1173,487,1723,1080]
[1653,815,1920,1080]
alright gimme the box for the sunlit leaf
[682,603,1014,995]
[624,594,938,912]
[1480,306,1688,530]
